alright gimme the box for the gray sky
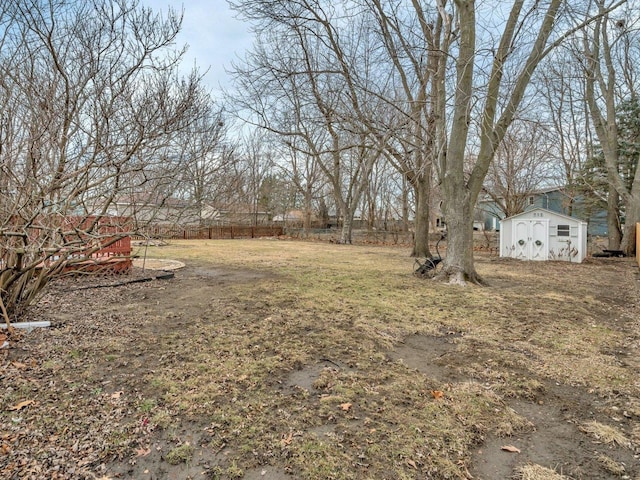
[144,0,253,94]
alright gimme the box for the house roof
[114,192,190,208]
[478,185,566,204]
[501,207,587,225]
[531,185,567,195]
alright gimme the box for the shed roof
[502,207,587,225]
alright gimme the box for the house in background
[201,203,271,226]
[109,195,272,227]
[476,186,608,236]
[272,210,318,227]
[107,193,201,226]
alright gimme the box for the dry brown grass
[136,240,639,397]
[596,454,626,475]
[580,421,632,448]
[515,464,573,480]
[129,240,640,477]
[3,239,638,479]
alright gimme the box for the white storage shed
[499,208,588,262]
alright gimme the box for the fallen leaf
[1,443,10,455]
[501,445,521,453]
[430,390,444,400]
[8,400,34,411]
[135,446,151,457]
[340,402,352,411]
[11,362,27,369]
[407,459,417,469]
[281,432,293,446]
[110,391,124,399]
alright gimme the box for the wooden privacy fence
[133,225,284,240]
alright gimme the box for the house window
[528,196,535,205]
[557,225,570,237]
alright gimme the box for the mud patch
[393,334,640,480]
[185,264,270,283]
[284,359,349,392]
[471,399,584,479]
[104,420,227,480]
[242,466,295,479]
[388,334,464,382]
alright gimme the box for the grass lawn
[1,239,639,479]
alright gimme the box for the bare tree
[238,130,276,226]
[538,56,595,215]
[431,0,627,284]
[175,105,235,226]
[580,0,640,254]
[0,0,212,319]
[364,0,447,257]
[483,119,557,217]
[276,137,326,235]
[229,2,385,243]
[229,0,629,271]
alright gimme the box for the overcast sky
[144,0,253,95]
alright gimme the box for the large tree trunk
[607,183,622,249]
[582,7,639,256]
[438,193,484,284]
[302,185,313,237]
[401,175,410,232]
[435,0,480,284]
[411,176,432,258]
[340,210,354,244]
[435,0,563,285]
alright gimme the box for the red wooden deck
[64,216,132,274]
[66,236,132,274]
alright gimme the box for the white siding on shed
[499,208,588,262]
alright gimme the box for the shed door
[512,219,549,260]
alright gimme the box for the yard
[1,239,639,480]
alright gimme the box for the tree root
[433,268,489,286]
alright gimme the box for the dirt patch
[285,360,345,391]
[388,333,466,382]
[105,421,226,479]
[242,466,294,479]
[391,333,639,479]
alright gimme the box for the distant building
[201,203,271,226]
[109,194,271,227]
[107,193,200,226]
[476,186,608,236]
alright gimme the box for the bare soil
[1,242,639,480]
